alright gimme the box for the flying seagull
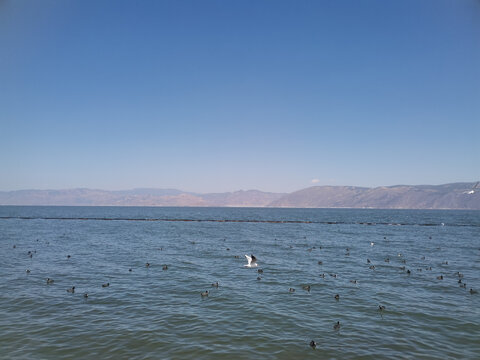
[244,254,258,267]
[463,181,479,195]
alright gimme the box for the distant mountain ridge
[0,182,479,209]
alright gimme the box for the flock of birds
[11,230,479,351]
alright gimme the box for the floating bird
[333,321,341,331]
[320,273,325,278]
[46,278,54,284]
[84,293,88,298]
[162,265,168,270]
[318,261,323,265]
[310,340,317,349]
[257,269,263,274]
[201,291,209,297]
[385,258,390,263]
[129,268,132,272]
[379,305,386,311]
[102,283,110,287]
[470,288,477,294]
[26,269,31,274]
[289,288,295,293]
[211,282,219,288]
[369,265,375,270]
[367,259,371,264]
[407,269,411,275]
[67,286,75,293]
[350,280,357,284]
[370,242,375,246]
[302,285,311,292]
[146,262,150,268]
[437,275,443,280]
[334,294,340,301]
[257,277,262,281]
[67,255,71,259]
[244,254,258,267]
[226,248,230,251]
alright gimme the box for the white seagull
[244,254,258,267]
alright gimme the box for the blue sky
[1,0,479,193]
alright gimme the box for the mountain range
[0,182,479,209]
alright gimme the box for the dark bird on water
[334,294,340,301]
[102,283,110,287]
[437,275,443,280]
[211,282,219,288]
[333,321,341,331]
[379,305,386,311]
[470,288,477,294]
[310,340,317,349]
[302,285,311,292]
[201,291,209,297]
[146,262,150,268]
[46,278,54,284]
[289,288,295,293]
[84,293,88,298]
[162,265,168,270]
[67,286,75,293]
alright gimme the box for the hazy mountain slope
[0,183,478,209]
[269,183,480,209]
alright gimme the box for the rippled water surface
[1,206,479,359]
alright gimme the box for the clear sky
[1,0,479,193]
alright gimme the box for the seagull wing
[245,254,252,265]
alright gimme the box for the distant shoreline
[0,182,479,210]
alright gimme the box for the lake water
[1,206,479,359]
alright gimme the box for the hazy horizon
[1,1,479,193]
[1,180,478,195]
